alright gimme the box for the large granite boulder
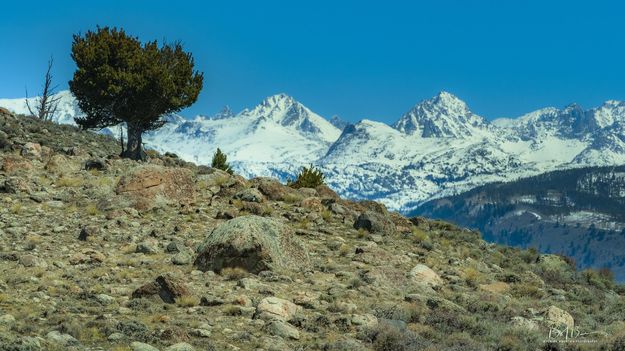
[194,215,310,274]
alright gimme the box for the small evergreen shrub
[211,148,233,174]
[288,164,325,189]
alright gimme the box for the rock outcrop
[194,215,310,274]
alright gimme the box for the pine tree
[69,27,203,160]
[211,148,233,174]
[288,164,325,189]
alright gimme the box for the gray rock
[353,211,396,236]
[0,313,15,327]
[264,320,300,340]
[95,294,116,305]
[200,294,225,306]
[165,342,196,351]
[136,239,159,254]
[195,215,310,274]
[234,188,265,203]
[46,331,79,346]
[130,341,160,351]
[172,251,193,265]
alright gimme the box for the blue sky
[1,0,624,123]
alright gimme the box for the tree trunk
[121,123,146,161]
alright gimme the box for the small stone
[84,158,107,171]
[172,252,192,265]
[130,341,160,351]
[95,294,116,305]
[19,254,48,268]
[191,328,212,338]
[0,314,16,326]
[264,320,300,340]
[107,332,125,341]
[136,239,159,254]
[200,295,225,306]
[78,225,100,241]
[46,331,79,346]
[166,241,184,253]
[234,188,265,203]
[165,342,196,351]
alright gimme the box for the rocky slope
[2,108,625,350]
[412,165,625,281]
[2,92,625,214]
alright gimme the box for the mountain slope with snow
[2,90,625,213]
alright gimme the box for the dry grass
[56,176,84,187]
[176,295,201,307]
[222,267,249,280]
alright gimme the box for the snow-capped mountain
[2,90,625,213]
[392,91,489,138]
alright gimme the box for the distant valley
[412,165,625,281]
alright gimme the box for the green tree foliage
[69,27,203,160]
[211,148,233,174]
[288,164,325,189]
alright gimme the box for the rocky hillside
[2,108,625,350]
[412,165,625,282]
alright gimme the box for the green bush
[288,164,325,189]
[211,147,233,174]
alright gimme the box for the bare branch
[27,56,60,121]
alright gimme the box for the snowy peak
[240,94,340,142]
[208,105,234,120]
[329,115,349,131]
[392,91,487,138]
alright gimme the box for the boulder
[264,320,300,340]
[132,274,190,304]
[115,165,195,210]
[543,305,574,329]
[353,211,396,236]
[194,215,310,274]
[479,281,510,294]
[0,155,33,174]
[20,142,42,159]
[234,188,265,203]
[78,225,100,241]
[251,177,294,201]
[84,158,107,171]
[256,297,301,322]
[45,154,80,175]
[315,185,340,200]
[409,264,443,288]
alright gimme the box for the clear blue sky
[1,0,624,123]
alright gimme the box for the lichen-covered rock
[195,215,310,274]
[543,305,574,329]
[256,297,301,322]
[234,188,265,203]
[115,165,195,210]
[132,274,190,304]
[409,264,443,288]
[353,211,396,236]
[0,155,33,174]
[20,142,42,159]
[45,154,80,175]
[251,177,293,201]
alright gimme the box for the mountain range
[1,90,625,213]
